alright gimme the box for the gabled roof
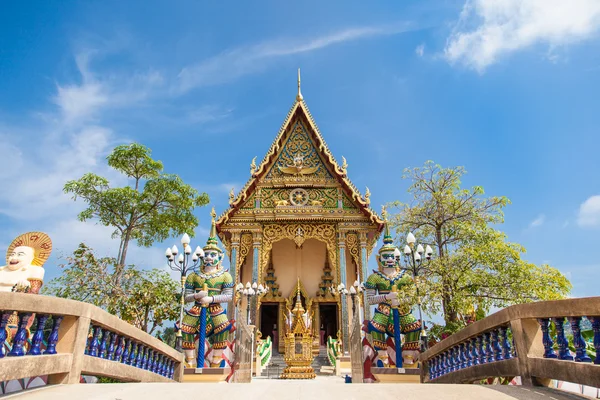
[217,96,383,229]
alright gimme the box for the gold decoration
[278,155,319,176]
[260,224,337,282]
[345,232,361,277]
[275,199,290,207]
[6,232,52,267]
[235,233,253,283]
[229,188,235,206]
[250,157,257,176]
[341,156,348,175]
[365,187,371,205]
[289,188,309,206]
[280,279,316,379]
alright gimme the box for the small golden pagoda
[280,281,316,379]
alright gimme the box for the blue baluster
[114,336,124,362]
[99,329,110,359]
[459,343,467,369]
[135,344,144,368]
[129,342,138,366]
[149,350,156,372]
[434,355,440,378]
[491,329,503,361]
[470,337,479,366]
[122,338,131,363]
[590,317,600,365]
[157,354,164,376]
[142,347,149,369]
[441,352,448,375]
[538,318,557,359]
[0,312,10,358]
[482,332,492,363]
[89,325,101,357]
[27,314,49,355]
[478,335,487,364]
[500,326,512,360]
[452,347,459,372]
[8,313,31,356]
[108,333,118,360]
[170,360,175,379]
[464,341,472,368]
[553,317,573,361]
[447,349,454,372]
[43,315,63,355]
[569,317,592,362]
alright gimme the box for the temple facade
[216,80,383,355]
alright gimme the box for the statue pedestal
[182,367,231,383]
[371,367,420,383]
[335,355,351,376]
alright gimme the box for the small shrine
[280,281,316,379]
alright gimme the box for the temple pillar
[338,231,349,354]
[227,232,241,321]
[359,231,371,322]
[251,231,262,326]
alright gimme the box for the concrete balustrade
[420,297,600,388]
[0,293,184,384]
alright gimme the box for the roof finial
[296,68,303,102]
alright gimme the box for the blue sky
[1,0,600,300]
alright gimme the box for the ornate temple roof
[216,73,384,232]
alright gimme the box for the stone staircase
[313,347,334,375]
[262,348,334,378]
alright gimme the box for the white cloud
[529,214,546,228]
[175,24,413,93]
[445,0,600,71]
[415,44,425,57]
[577,195,600,227]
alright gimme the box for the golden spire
[296,68,303,102]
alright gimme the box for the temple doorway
[318,303,338,346]
[260,303,279,350]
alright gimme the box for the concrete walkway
[9,378,589,400]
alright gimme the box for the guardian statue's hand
[200,296,213,305]
[194,290,208,300]
[391,297,400,307]
[385,292,397,301]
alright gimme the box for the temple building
[216,73,383,355]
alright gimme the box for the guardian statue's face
[203,250,223,268]
[378,249,397,269]
[7,246,34,271]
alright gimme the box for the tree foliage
[389,161,571,325]
[63,143,209,284]
[43,243,179,334]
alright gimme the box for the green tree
[389,161,571,325]
[64,143,209,285]
[43,244,179,334]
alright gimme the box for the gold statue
[0,232,51,293]
[278,154,318,176]
[281,280,316,379]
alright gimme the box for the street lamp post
[348,280,363,316]
[166,233,203,352]
[236,282,267,325]
[394,232,433,352]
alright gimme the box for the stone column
[338,231,349,354]
[227,232,241,321]
[359,231,371,322]
[250,231,262,326]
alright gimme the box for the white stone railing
[0,293,184,385]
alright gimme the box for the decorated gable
[264,121,334,181]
